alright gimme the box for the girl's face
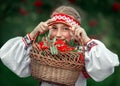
[49,23,73,42]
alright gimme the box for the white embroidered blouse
[0,34,119,86]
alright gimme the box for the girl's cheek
[49,30,56,38]
[63,32,72,41]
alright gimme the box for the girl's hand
[30,19,52,39]
[71,26,90,44]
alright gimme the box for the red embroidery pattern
[50,13,80,26]
[87,41,97,51]
[82,67,91,78]
[22,34,33,49]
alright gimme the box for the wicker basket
[29,35,85,86]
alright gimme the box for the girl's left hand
[71,26,91,44]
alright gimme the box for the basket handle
[79,35,85,56]
[33,32,40,43]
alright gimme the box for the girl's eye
[63,27,69,30]
[52,26,57,30]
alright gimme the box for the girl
[0,5,119,86]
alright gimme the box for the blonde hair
[51,5,81,23]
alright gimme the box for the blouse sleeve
[85,39,119,82]
[0,34,32,78]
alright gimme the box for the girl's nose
[56,29,62,38]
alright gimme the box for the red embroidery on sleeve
[82,67,91,78]
[87,41,97,51]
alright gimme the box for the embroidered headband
[49,13,80,27]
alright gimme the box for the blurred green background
[0,0,120,86]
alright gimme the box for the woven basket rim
[30,43,84,71]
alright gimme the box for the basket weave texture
[30,41,84,86]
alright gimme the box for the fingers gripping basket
[29,34,85,86]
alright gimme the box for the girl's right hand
[30,19,52,39]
